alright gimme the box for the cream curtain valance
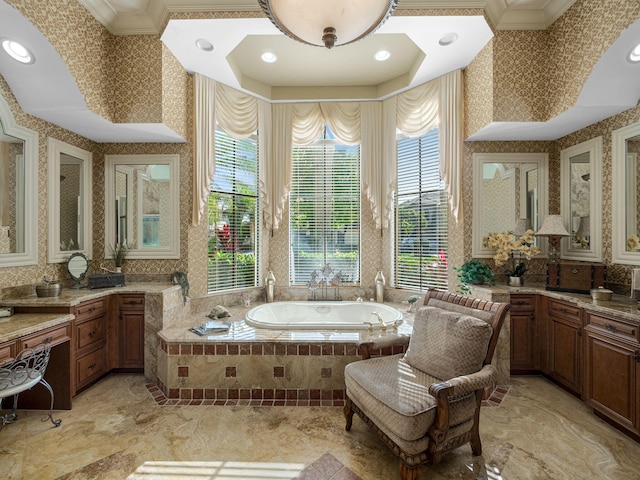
[193,70,463,228]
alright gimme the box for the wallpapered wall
[2,0,640,298]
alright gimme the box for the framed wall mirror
[104,154,180,259]
[560,137,602,261]
[0,94,38,267]
[472,153,549,258]
[47,138,92,263]
[613,121,640,265]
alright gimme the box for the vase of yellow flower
[483,229,541,285]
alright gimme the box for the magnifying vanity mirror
[0,93,38,267]
[104,154,180,259]
[47,138,92,263]
[560,137,602,261]
[472,153,549,258]
[67,252,89,288]
[613,121,640,264]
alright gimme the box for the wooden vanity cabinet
[73,297,108,393]
[117,294,145,371]
[584,311,640,438]
[510,294,538,373]
[547,298,583,397]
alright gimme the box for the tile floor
[1,373,640,479]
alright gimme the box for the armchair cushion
[404,307,492,380]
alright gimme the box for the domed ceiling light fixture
[258,0,398,49]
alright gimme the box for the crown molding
[79,0,577,35]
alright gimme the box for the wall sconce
[536,215,570,263]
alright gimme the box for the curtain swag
[193,70,462,229]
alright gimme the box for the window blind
[395,128,448,291]
[208,129,259,293]
[289,129,360,285]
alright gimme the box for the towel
[631,268,640,299]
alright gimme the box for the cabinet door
[118,295,145,371]
[510,310,536,372]
[510,294,537,373]
[549,315,582,396]
[585,330,637,431]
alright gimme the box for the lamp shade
[258,0,398,49]
[575,216,591,237]
[536,215,570,237]
[513,218,532,236]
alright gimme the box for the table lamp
[536,215,570,262]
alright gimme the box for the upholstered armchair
[344,291,509,480]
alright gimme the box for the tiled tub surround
[156,304,414,405]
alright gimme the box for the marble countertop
[0,283,179,308]
[476,282,640,324]
[0,312,75,343]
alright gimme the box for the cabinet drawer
[76,347,106,388]
[119,294,144,310]
[510,294,536,311]
[19,323,71,349]
[0,340,15,365]
[548,299,582,324]
[76,298,106,320]
[76,315,106,352]
[585,312,638,342]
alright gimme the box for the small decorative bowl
[36,281,62,298]
[591,287,613,301]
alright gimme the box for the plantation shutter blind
[208,129,259,292]
[289,134,360,285]
[395,128,448,290]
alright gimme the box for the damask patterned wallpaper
[2,1,640,298]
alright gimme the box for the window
[289,128,360,285]
[208,129,259,292]
[395,128,448,290]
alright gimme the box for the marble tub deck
[1,373,640,479]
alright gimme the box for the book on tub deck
[189,320,231,336]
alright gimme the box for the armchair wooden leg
[399,460,421,480]
[470,391,483,456]
[344,403,353,431]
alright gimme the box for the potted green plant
[109,241,132,272]
[454,259,496,294]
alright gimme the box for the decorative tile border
[146,383,511,408]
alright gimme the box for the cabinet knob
[604,323,617,332]
[88,330,96,337]
[44,336,53,343]
[88,363,96,369]
[635,351,640,363]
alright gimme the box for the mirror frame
[560,136,603,262]
[47,137,93,263]
[612,121,640,265]
[472,152,549,258]
[67,252,89,288]
[0,93,38,267]
[104,154,180,259]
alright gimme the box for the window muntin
[208,129,259,292]
[395,128,448,290]
[289,128,360,285]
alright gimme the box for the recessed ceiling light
[195,38,214,52]
[261,51,278,63]
[1,38,34,64]
[374,50,391,62]
[438,32,459,47]
[628,42,640,63]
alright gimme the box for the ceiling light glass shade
[258,0,398,49]
[628,43,640,63]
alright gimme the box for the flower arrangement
[627,234,640,251]
[483,229,540,277]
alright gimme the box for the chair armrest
[428,364,497,399]
[357,334,410,359]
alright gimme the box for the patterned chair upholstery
[344,291,509,480]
